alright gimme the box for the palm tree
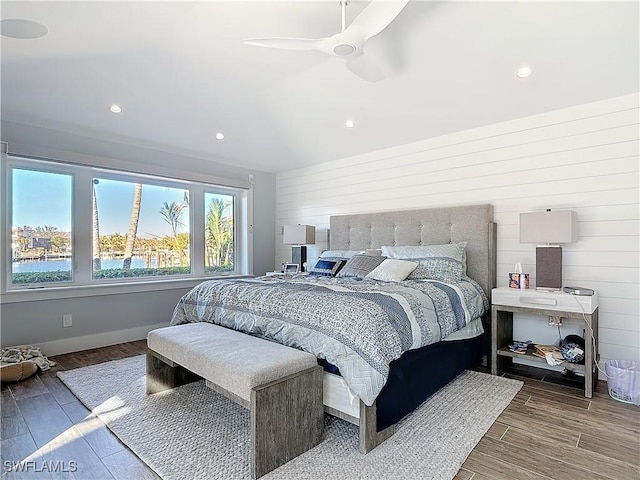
[92,181,101,270]
[159,201,184,237]
[159,201,187,265]
[123,183,142,269]
[35,225,58,236]
[205,197,232,267]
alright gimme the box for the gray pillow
[337,254,387,278]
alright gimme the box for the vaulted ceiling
[1,1,638,173]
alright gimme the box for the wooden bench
[146,323,323,479]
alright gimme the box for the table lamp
[520,209,577,290]
[283,225,315,272]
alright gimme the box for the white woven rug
[58,355,522,480]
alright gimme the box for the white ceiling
[1,1,638,173]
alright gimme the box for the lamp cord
[569,294,625,379]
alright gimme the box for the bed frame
[324,204,497,453]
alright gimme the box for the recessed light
[516,66,533,78]
[215,132,225,140]
[345,120,355,128]
[0,19,48,39]
[109,104,122,114]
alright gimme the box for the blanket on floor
[0,344,55,371]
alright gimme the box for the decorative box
[509,273,530,289]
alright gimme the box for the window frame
[89,170,194,282]
[2,152,251,297]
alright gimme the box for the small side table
[491,287,599,398]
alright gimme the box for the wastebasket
[605,360,640,405]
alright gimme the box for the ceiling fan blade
[243,37,324,51]
[348,0,409,40]
[346,54,385,82]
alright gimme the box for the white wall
[275,93,640,375]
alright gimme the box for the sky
[13,169,72,231]
[12,169,229,238]
[94,178,188,237]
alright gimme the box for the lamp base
[291,246,307,272]
[535,246,562,290]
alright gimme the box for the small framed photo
[284,263,299,274]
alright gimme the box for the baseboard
[37,323,170,356]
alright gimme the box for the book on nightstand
[533,344,561,356]
[533,344,564,365]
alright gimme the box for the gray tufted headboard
[329,204,497,298]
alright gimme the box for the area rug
[58,355,522,480]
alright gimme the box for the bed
[170,204,496,452]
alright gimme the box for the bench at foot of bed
[146,323,323,479]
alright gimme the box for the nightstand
[491,287,599,398]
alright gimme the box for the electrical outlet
[63,314,72,327]
[548,315,562,326]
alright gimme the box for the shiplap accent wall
[276,93,640,375]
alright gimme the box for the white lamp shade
[520,210,577,244]
[283,225,316,245]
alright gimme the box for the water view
[12,258,159,273]
[11,169,234,284]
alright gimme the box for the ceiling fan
[244,0,409,82]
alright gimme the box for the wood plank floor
[1,341,159,480]
[2,341,638,479]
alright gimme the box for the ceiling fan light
[243,1,407,81]
[333,43,356,57]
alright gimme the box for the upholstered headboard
[329,204,497,297]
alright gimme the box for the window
[204,192,234,273]
[92,178,191,279]
[4,155,247,290]
[11,168,73,284]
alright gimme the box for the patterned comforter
[170,274,489,405]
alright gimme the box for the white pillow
[365,259,418,282]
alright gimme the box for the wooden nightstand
[491,287,599,398]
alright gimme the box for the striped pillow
[337,254,387,279]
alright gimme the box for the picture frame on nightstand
[283,263,299,274]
